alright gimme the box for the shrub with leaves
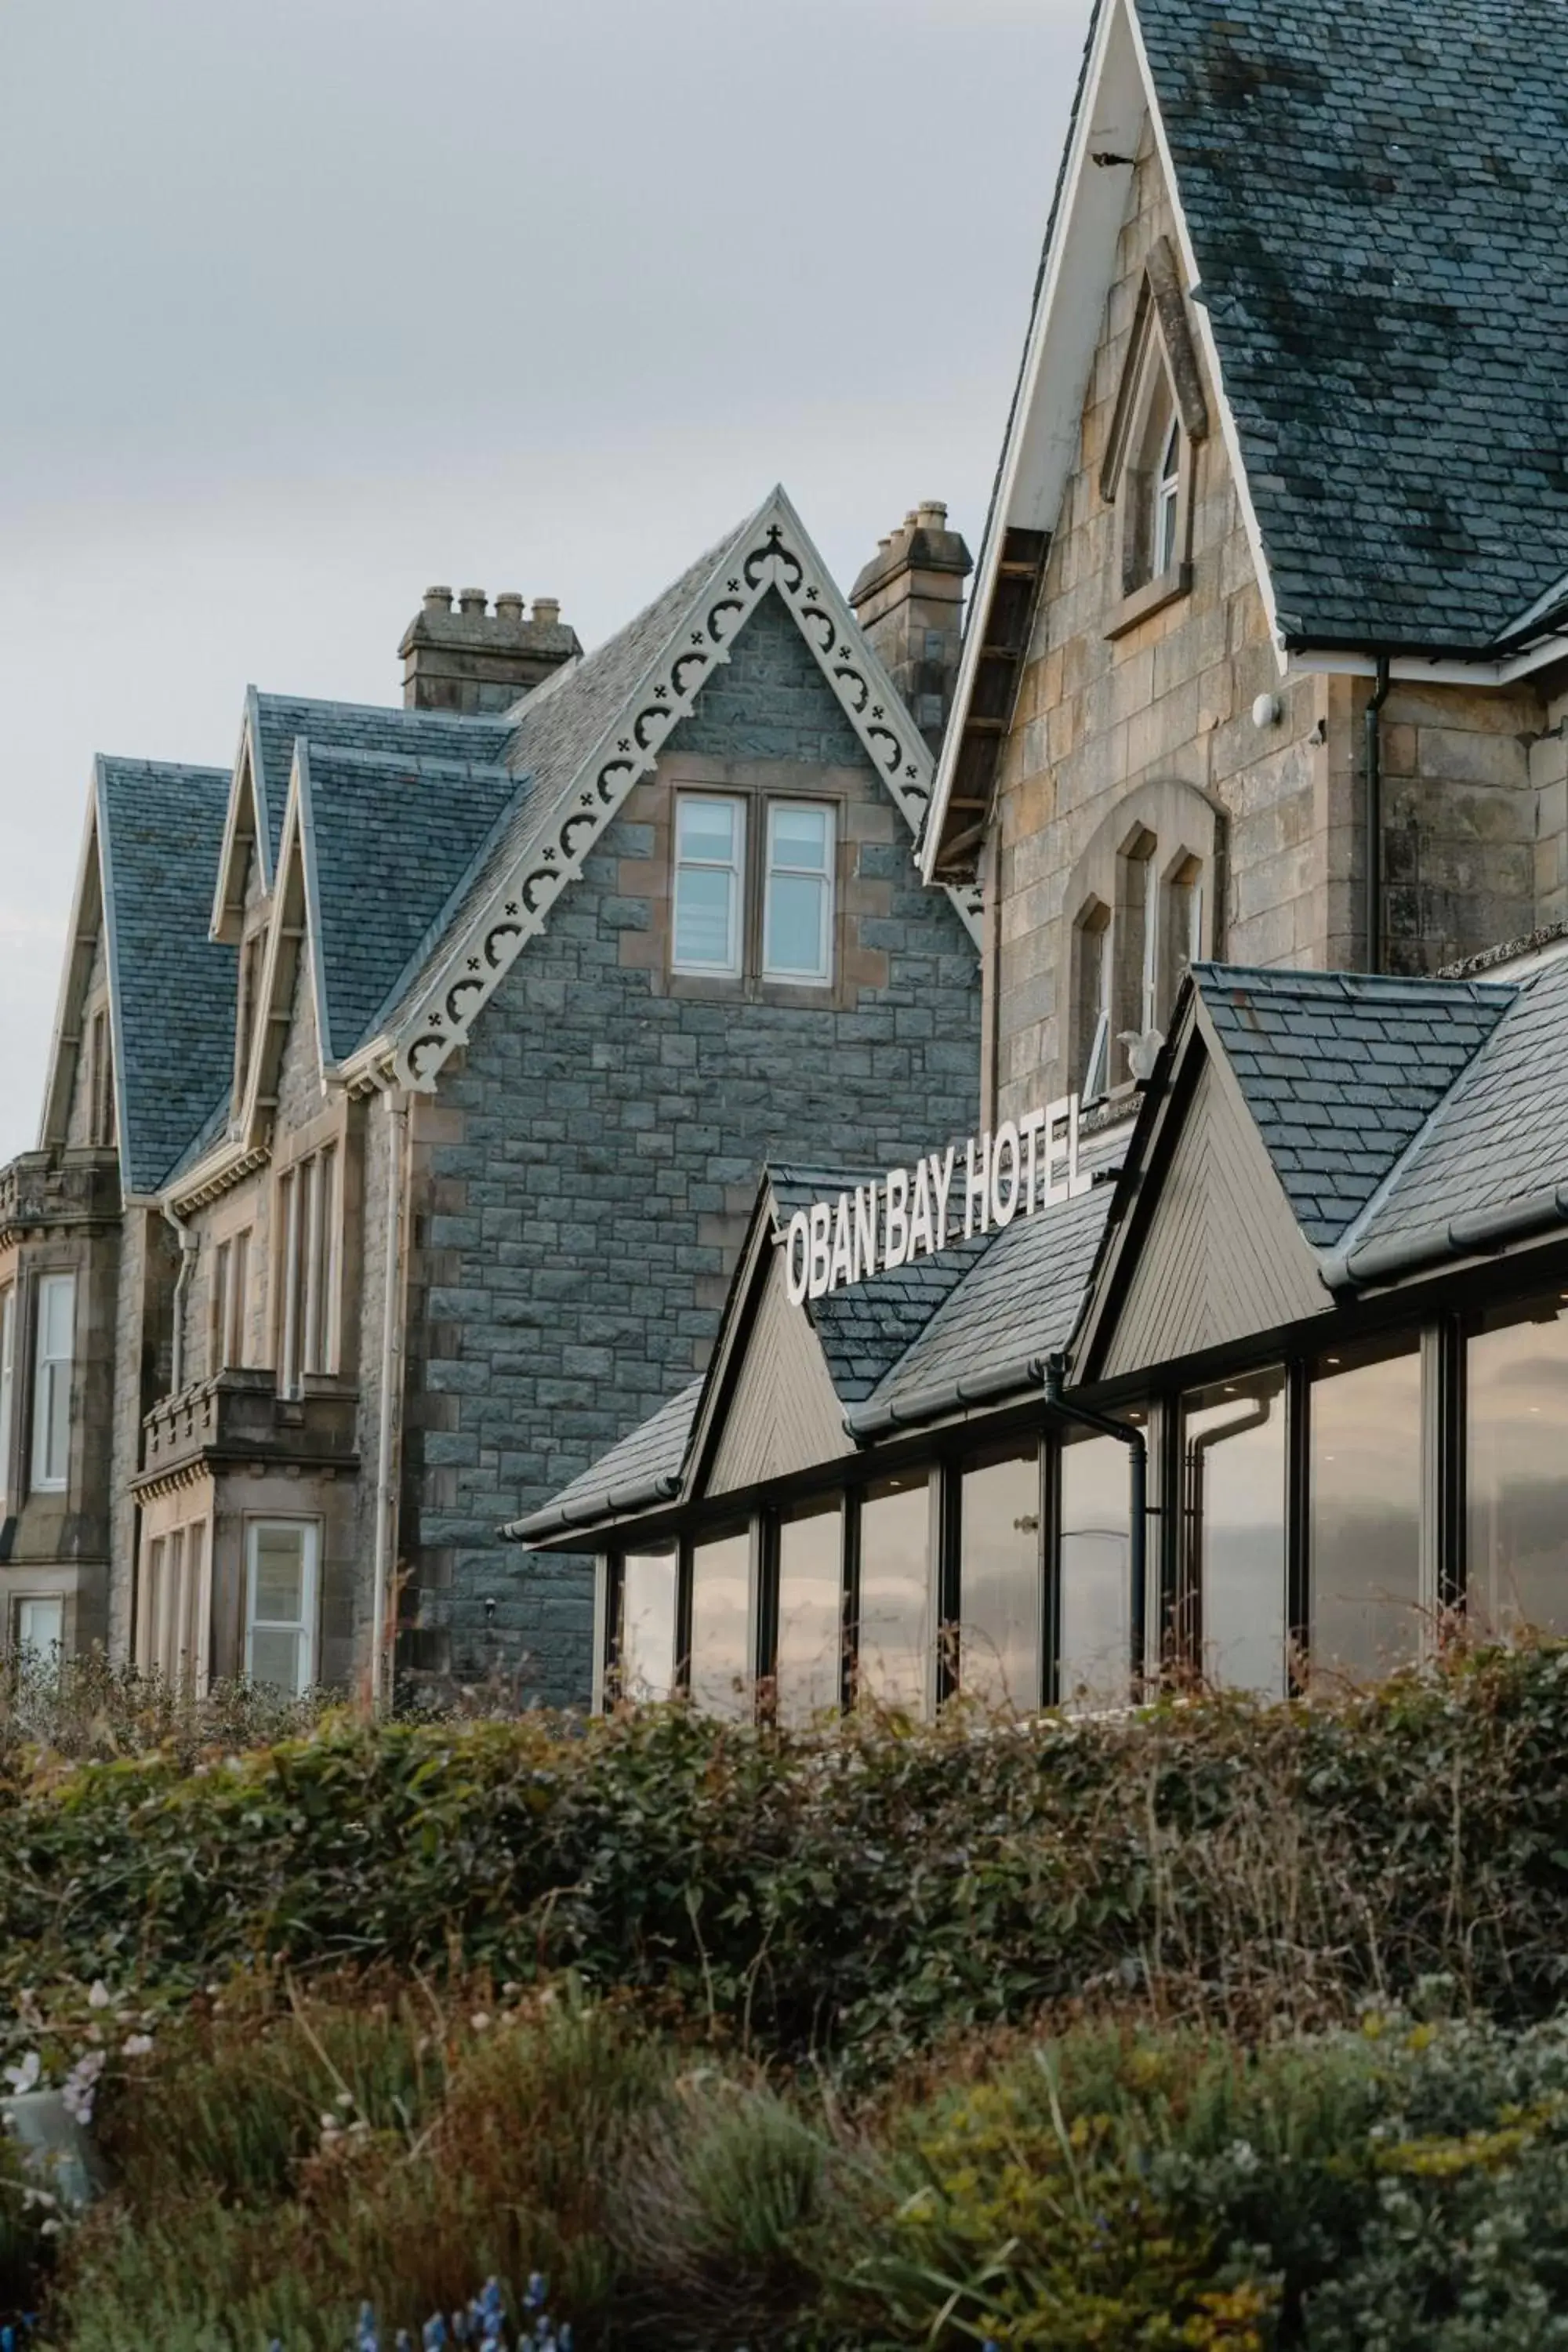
[5,1644,1568,2078]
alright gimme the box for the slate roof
[1195,964,1514,1247]
[854,1184,1112,1432]
[1133,0,1568,652]
[769,1167,991,1405]
[299,745,524,1062]
[96,759,239,1196]
[380,511,761,1034]
[250,693,514,874]
[510,1380,703,1539]
[1338,955,1568,1279]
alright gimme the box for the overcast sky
[0,0,1083,1166]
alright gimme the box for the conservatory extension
[514,957,1568,1719]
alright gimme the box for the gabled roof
[381,485,980,1090]
[927,0,1568,873]
[1137,0,1568,655]
[517,1379,704,1540]
[95,759,238,1196]
[512,1162,1113,1544]
[293,742,525,1064]
[1194,965,1515,1247]
[848,1184,1112,1436]
[771,1168,989,1404]
[214,689,515,928]
[1328,956,1568,1287]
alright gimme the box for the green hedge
[6,1644,1568,2071]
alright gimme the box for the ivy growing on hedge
[6,1644,1568,2071]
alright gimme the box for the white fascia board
[38,777,107,1155]
[209,688,272,943]
[1120,0,1285,675]
[925,0,1139,880]
[1287,636,1568,689]
[291,740,337,1073]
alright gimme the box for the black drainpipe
[1038,1352,1147,1690]
[1365,654,1392,972]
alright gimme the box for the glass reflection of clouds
[1182,1370,1287,1698]
[776,1502,842,1727]
[1312,1342,1422,1683]
[1058,1432,1130,1709]
[959,1450,1040,1715]
[857,1474,931,1719]
[688,1530,751,1720]
[621,1547,678,1703]
[1469,1302,1568,1636]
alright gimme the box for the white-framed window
[31,1273,74,1493]
[763,801,835,984]
[673,796,744,975]
[87,1006,115,1149]
[245,1519,319,1694]
[277,1149,339,1398]
[1079,912,1113,1102]
[15,1595,64,1664]
[211,1229,251,1375]
[0,1287,15,1513]
[140,1523,209,1688]
[1153,412,1181,579]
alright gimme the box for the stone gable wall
[990,122,1568,1111]
[399,599,980,1701]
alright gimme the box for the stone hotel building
[0,492,982,1701]
[522,0,1568,1719]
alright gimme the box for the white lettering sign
[783,1098,1093,1306]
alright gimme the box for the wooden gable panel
[706,1245,850,1497]
[1099,1057,1327,1381]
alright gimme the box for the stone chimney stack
[398,586,582,714]
[849,501,973,754]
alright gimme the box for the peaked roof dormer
[927,0,1568,877]
[367,485,982,1092]
[42,758,238,1197]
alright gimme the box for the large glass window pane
[0,1287,14,1510]
[959,1449,1041,1713]
[1468,1296,1568,1636]
[764,802,833,982]
[619,1545,677,1703]
[673,796,742,974]
[1312,1338,1422,1682]
[16,1596,64,1662]
[855,1472,931,1718]
[31,1273,74,1490]
[688,1528,752,1720]
[1181,1369,1287,1697]
[1058,1430,1131,1709]
[776,1501,842,1726]
[246,1520,318,1696]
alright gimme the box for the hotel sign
[783,1098,1093,1304]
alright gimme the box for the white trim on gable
[38,781,111,1159]
[210,688,274,944]
[922,0,1284,882]
[378,486,982,1094]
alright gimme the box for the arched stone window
[1101,236,1210,635]
[1060,779,1224,1100]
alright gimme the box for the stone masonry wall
[401,594,981,1701]
[991,119,1568,1110]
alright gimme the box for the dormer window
[1153,412,1181,580]
[1101,235,1209,636]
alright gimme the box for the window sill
[1105,561,1192,641]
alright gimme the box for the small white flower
[87,1980,111,2012]
[335,2088,354,2109]
[319,2111,339,2132]
[470,2012,492,2033]
[122,2034,154,2059]
[4,2052,42,2097]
